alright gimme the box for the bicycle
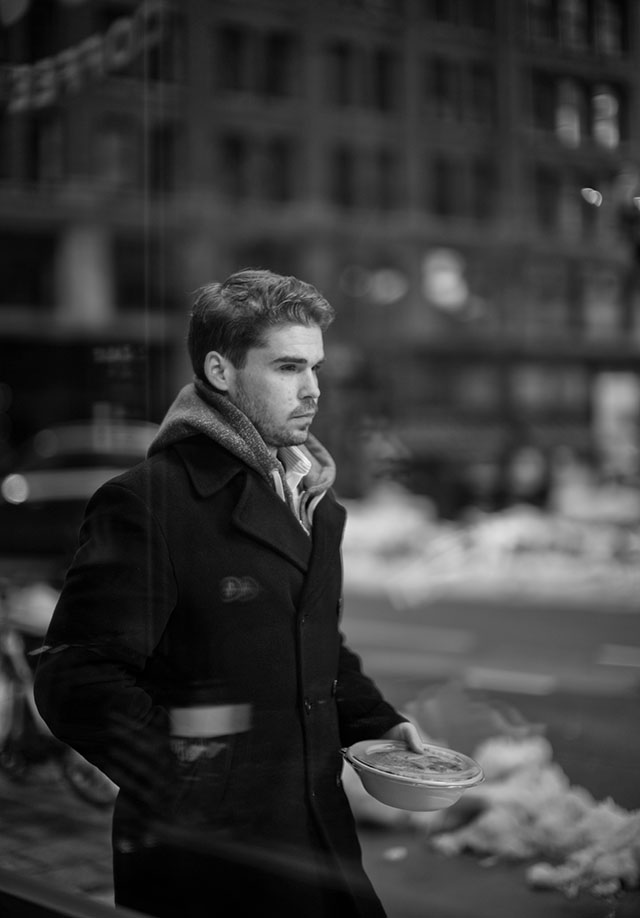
[0,560,118,810]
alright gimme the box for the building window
[427,57,462,121]
[555,78,586,147]
[331,145,358,208]
[531,72,557,133]
[326,41,397,112]
[144,7,183,83]
[527,0,557,44]
[533,73,626,147]
[425,59,497,125]
[264,31,297,97]
[113,236,171,312]
[527,0,628,55]
[0,115,8,181]
[581,265,624,339]
[262,137,296,202]
[535,169,607,240]
[469,62,496,124]
[523,258,572,334]
[558,182,583,238]
[533,166,561,231]
[464,0,496,29]
[215,25,252,92]
[215,26,297,98]
[23,0,59,59]
[558,0,589,51]
[595,0,626,55]
[471,157,497,220]
[0,231,55,308]
[453,365,500,411]
[97,2,181,82]
[326,40,358,107]
[511,364,587,411]
[580,176,610,239]
[148,123,179,194]
[27,111,65,184]
[421,0,457,24]
[94,117,138,188]
[592,84,621,148]
[369,47,398,112]
[235,241,298,278]
[421,0,495,28]
[373,148,399,211]
[431,154,462,216]
[219,134,251,199]
[218,135,296,203]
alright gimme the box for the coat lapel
[298,493,346,607]
[174,436,315,572]
[233,474,312,572]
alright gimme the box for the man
[34,269,423,918]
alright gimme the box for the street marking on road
[351,648,639,696]
[464,667,557,695]
[354,649,464,680]
[342,620,475,654]
[596,644,640,668]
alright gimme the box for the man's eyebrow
[271,355,325,366]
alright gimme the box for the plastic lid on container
[349,740,483,787]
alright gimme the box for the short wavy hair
[187,268,335,380]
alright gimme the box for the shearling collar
[148,382,336,499]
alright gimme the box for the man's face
[223,323,324,453]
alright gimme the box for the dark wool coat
[34,434,405,918]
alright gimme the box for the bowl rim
[343,739,484,789]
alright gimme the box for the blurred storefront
[0,0,639,507]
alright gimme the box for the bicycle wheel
[0,661,28,779]
[0,660,14,746]
[62,749,118,809]
[0,737,29,780]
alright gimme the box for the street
[342,586,640,917]
[342,589,640,698]
[0,581,638,918]
[342,588,640,807]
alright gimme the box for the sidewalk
[0,763,114,906]
[2,760,639,918]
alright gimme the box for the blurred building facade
[1,0,639,507]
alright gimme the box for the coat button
[331,679,338,697]
[304,698,312,714]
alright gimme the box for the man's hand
[381,721,424,753]
[105,709,174,820]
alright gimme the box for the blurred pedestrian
[491,439,551,511]
[34,268,422,918]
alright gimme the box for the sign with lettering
[1,0,168,113]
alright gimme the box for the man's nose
[300,369,320,400]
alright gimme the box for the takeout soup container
[343,740,484,812]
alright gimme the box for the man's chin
[278,428,310,447]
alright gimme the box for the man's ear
[204,351,233,392]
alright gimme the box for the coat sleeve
[334,632,407,748]
[33,479,177,795]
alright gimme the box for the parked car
[0,419,158,585]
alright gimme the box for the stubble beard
[231,385,309,451]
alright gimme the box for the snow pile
[430,734,640,899]
[341,488,640,605]
[343,682,640,900]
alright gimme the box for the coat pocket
[168,733,240,825]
